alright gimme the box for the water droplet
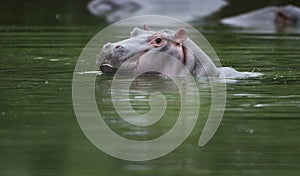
[56,14,60,19]
[49,59,59,62]
[34,56,44,60]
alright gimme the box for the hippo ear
[175,28,188,43]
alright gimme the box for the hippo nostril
[115,45,122,49]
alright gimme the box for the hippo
[221,5,300,32]
[87,0,227,23]
[97,27,260,78]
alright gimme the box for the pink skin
[99,28,187,73]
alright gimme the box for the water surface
[0,24,300,176]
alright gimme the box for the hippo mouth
[99,63,118,73]
[99,50,148,74]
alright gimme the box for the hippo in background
[221,5,300,33]
[97,27,261,78]
[87,0,227,23]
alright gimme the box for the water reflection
[95,74,210,141]
[87,0,227,23]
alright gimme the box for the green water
[1,4,300,175]
[1,25,299,176]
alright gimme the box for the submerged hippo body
[221,5,300,32]
[98,27,258,78]
[87,0,227,23]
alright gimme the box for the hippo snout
[98,42,117,73]
[104,42,123,52]
[103,42,113,50]
[98,41,131,73]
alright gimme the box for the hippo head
[97,27,260,78]
[98,27,191,75]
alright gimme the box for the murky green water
[1,23,300,176]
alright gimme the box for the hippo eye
[155,38,162,44]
